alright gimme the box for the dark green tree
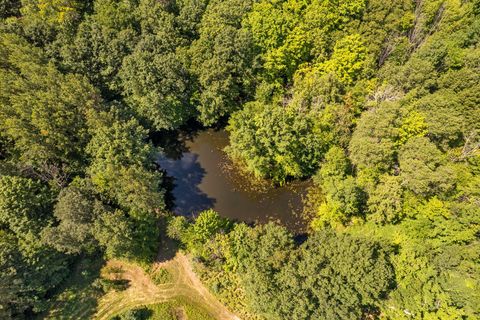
[274,230,394,320]
[0,176,69,316]
[92,207,137,259]
[59,17,137,96]
[86,110,164,261]
[0,32,102,185]
[189,0,256,125]
[0,175,53,238]
[120,35,194,130]
[0,0,21,19]
[42,182,98,255]
[349,102,401,172]
[226,225,394,320]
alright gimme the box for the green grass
[149,267,173,285]
[111,297,215,320]
[42,254,106,319]
[45,253,236,320]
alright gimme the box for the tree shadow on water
[150,120,201,160]
[156,153,216,262]
[157,152,216,216]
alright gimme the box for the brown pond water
[156,129,309,232]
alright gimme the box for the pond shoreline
[153,127,309,233]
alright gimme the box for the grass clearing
[42,249,239,320]
[93,253,240,320]
[111,297,215,320]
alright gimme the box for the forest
[0,0,479,319]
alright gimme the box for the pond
[155,128,309,232]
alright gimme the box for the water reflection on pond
[155,129,309,232]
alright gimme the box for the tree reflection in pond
[156,129,309,233]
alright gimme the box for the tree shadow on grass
[156,217,180,263]
[41,253,105,320]
[111,307,153,320]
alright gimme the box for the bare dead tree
[409,0,446,52]
[378,38,395,67]
[20,161,71,188]
[455,131,480,161]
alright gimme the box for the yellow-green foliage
[1,0,479,318]
[20,0,83,25]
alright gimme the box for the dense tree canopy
[0,176,69,316]
[1,0,479,318]
[0,33,101,184]
[226,101,327,184]
[175,221,395,320]
[189,0,257,125]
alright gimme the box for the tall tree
[0,0,21,19]
[227,101,327,185]
[120,35,194,130]
[0,32,101,185]
[42,182,98,255]
[189,0,256,125]
[86,109,164,260]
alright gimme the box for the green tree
[349,102,401,172]
[120,36,194,130]
[371,197,480,319]
[227,225,394,320]
[171,209,230,258]
[276,230,393,320]
[92,0,138,30]
[59,17,137,96]
[92,207,137,259]
[227,101,327,185]
[0,231,69,315]
[166,215,189,240]
[398,136,454,197]
[14,0,89,48]
[246,0,368,83]
[86,110,164,260]
[189,0,256,125]
[309,146,364,229]
[227,223,294,317]
[367,174,404,224]
[0,232,30,319]
[86,110,164,215]
[0,32,101,184]
[42,182,98,254]
[397,110,428,145]
[190,209,229,244]
[20,0,85,25]
[0,175,69,317]
[0,175,53,239]
[175,0,208,39]
[318,34,370,85]
[0,0,21,19]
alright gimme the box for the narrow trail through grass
[93,252,241,320]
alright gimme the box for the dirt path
[174,254,241,320]
[93,253,240,320]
